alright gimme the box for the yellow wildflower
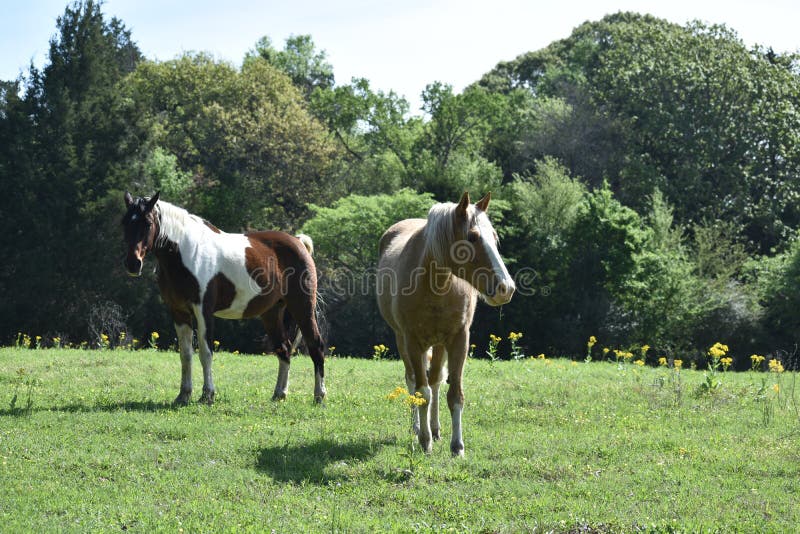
[641,344,650,356]
[707,342,729,360]
[151,331,160,340]
[673,359,683,370]
[768,359,784,373]
[658,357,667,367]
[772,383,780,394]
[386,386,408,400]
[489,334,502,344]
[404,392,427,407]
[603,347,610,355]
[634,359,645,366]
[588,336,597,348]
[213,340,220,350]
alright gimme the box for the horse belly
[211,276,262,320]
[213,307,245,320]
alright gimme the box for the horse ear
[476,192,491,213]
[145,191,160,212]
[124,191,134,207]
[456,191,470,217]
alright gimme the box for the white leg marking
[451,402,464,457]
[314,371,326,403]
[430,382,441,441]
[273,359,290,400]
[416,385,433,453]
[193,307,215,404]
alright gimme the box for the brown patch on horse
[203,220,222,233]
[154,242,200,320]
[242,234,283,318]
[204,273,237,314]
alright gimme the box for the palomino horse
[122,192,326,404]
[377,192,515,456]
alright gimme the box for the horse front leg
[403,337,433,453]
[193,305,216,405]
[428,345,448,442]
[173,321,194,406]
[445,329,469,457]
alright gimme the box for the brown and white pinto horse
[377,192,514,456]
[122,192,326,405]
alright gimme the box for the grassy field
[0,347,798,533]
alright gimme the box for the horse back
[379,218,426,259]
[244,230,315,279]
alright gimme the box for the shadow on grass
[256,437,393,484]
[0,399,176,416]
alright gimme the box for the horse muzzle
[124,257,143,277]
[485,280,515,306]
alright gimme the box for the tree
[0,0,145,341]
[124,53,339,230]
[310,77,421,194]
[479,13,800,252]
[245,34,334,98]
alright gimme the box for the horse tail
[289,232,327,355]
[296,233,314,256]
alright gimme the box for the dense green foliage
[3,2,800,366]
[1,348,798,531]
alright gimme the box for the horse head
[121,191,160,277]
[448,191,515,306]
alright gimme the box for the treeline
[2,2,800,368]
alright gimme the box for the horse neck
[416,229,475,297]
[154,203,205,252]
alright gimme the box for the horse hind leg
[286,298,326,404]
[261,305,292,401]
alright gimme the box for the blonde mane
[422,201,476,265]
[155,200,211,247]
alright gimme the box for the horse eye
[467,230,479,243]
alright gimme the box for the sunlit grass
[0,346,798,532]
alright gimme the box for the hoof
[432,428,441,441]
[173,390,191,406]
[451,442,465,458]
[271,392,287,401]
[314,395,326,405]
[199,389,215,405]
[419,437,433,454]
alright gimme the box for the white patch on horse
[476,212,514,291]
[156,201,260,318]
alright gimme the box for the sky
[1,0,799,113]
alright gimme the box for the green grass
[0,347,798,533]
